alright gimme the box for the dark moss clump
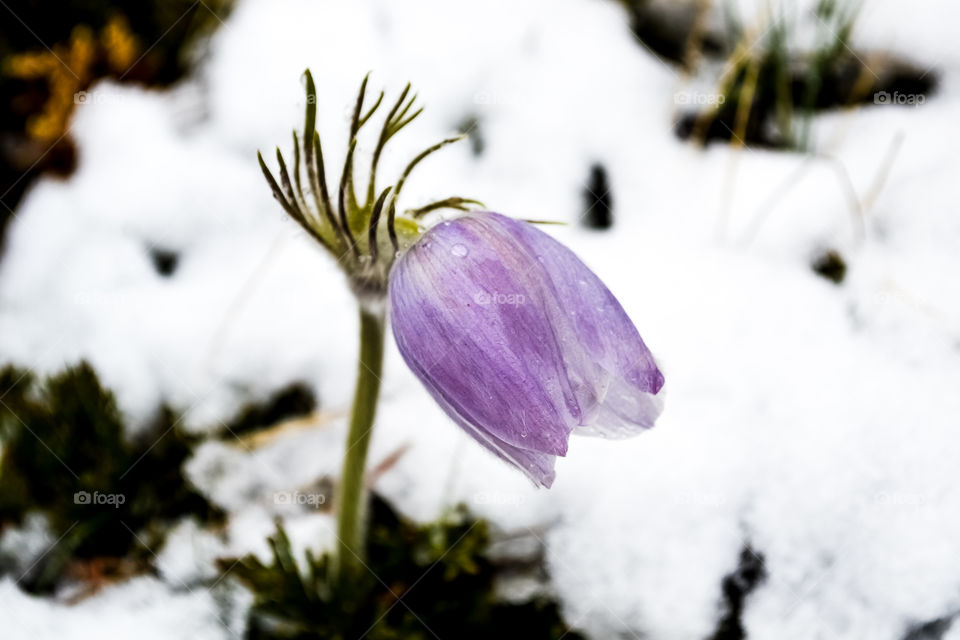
[902,616,955,640]
[149,247,180,277]
[811,249,847,284]
[621,0,727,66]
[0,362,220,593]
[582,163,613,230]
[707,545,767,640]
[223,496,584,639]
[221,382,317,439]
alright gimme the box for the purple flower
[388,212,664,487]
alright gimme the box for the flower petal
[481,213,665,437]
[402,346,557,487]
[389,211,664,484]
[389,217,579,459]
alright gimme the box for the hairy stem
[334,305,385,583]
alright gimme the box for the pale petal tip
[531,466,556,489]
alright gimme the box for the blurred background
[1,0,958,638]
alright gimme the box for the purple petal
[388,211,664,486]
[498,213,664,436]
[402,345,557,487]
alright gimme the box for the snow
[2,0,960,637]
[0,576,234,640]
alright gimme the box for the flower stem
[335,305,385,583]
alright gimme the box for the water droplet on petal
[451,244,468,257]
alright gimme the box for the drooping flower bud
[389,212,664,487]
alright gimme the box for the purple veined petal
[389,217,580,457]
[388,211,664,486]
[400,344,557,487]
[478,212,665,437]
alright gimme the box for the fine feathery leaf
[367,186,393,263]
[392,91,419,134]
[408,197,484,219]
[279,144,323,232]
[312,132,340,237]
[523,219,569,226]
[366,84,413,207]
[303,70,318,165]
[258,151,296,217]
[380,84,412,145]
[302,69,343,249]
[349,73,371,139]
[275,148,300,214]
[262,71,478,264]
[345,74,371,214]
[387,199,400,254]
[359,91,385,128]
[259,151,333,251]
[389,135,467,212]
[292,131,306,208]
[337,138,360,256]
[393,105,424,133]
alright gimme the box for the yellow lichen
[5,15,140,141]
[101,14,140,72]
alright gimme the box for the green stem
[335,304,385,583]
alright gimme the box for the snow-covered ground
[2,0,960,638]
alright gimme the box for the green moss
[0,367,579,634]
[223,496,584,639]
[220,382,317,439]
[0,362,220,593]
